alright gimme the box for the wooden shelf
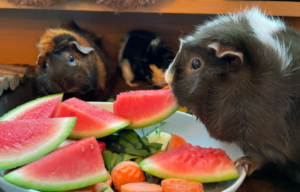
[0,0,300,17]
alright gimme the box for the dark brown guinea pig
[166,8,300,183]
[35,21,116,101]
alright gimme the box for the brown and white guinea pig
[35,21,116,101]
[166,7,300,183]
[118,29,174,88]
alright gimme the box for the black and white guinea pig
[118,30,174,87]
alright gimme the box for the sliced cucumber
[156,132,172,151]
[98,184,114,192]
[146,128,161,143]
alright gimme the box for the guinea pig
[35,20,116,101]
[165,7,300,184]
[118,29,174,87]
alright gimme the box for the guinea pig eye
[191,59,201,70]
[68,55,75,63]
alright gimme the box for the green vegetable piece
[100,130,162,157]
[103,152,143,172]
[146,128,161,143]
[156,132,172,151]
[97,184,114,192]
[106,98,115,102]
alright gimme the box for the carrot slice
[94,171,112,191]
[111,161,146,191]
[121,182,162,192]
[161,179,204,192]
[167,134,187,151]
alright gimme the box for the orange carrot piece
[167,134,187,151]
[121,182,162,192]
[111,161,146,191]
[94,171,112,191]
[161,179,204,192]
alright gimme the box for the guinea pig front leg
[119,59,139,87]
[234,153,265,176]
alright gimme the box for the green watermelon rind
[139,159,240,183]
[126,103,180,129]
[68,120,132,139]
[0,117,76,170]
[3,168,109,191]
[0,93,63,121]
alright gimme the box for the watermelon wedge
[0,117,76,170]
[0,93,63,121]
[139,143,239,183]
[113,89,179,129]
[55,98,132,139]
[3,137,109,191]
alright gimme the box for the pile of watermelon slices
[0,89,240,192]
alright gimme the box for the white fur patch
[119,59,136,87]
[150,37,160,47]
[165,38,184,85]
[118,34,130,62]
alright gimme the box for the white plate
[0,102,246,192]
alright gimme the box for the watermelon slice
[0,93,63,121]
[0,117,76,170]
[3,137,109,191]
[113,89,179,129]
[139,143,239,183]
[55,98,132,139]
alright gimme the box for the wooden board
[0,0,300,16]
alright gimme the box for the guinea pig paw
[234,156,255,176]
[126,81,139,87]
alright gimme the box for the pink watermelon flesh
[139,143,239,183]
[55,98,132,139]
[113,89,179,129]
[0,117,76,170]
[0,93,63,121]
[3,137,109,191]
[56,139,106,153]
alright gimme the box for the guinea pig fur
[166,7,300,183]
[118,29,174,87]
[36,21,115,101]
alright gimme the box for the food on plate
[97,184,114,192]
[3,137,109,191]
[55,97,132,139]
[0,117,76,170]
[111,161,146,191]
[0,91,240,191]
[167,134,187,150]
[103,152,143,173]
[145,128,171,152]
[139,143,239,183]
[113,89,179,129]
[121,182,162,192]
[100,130,162,158]
[0,93,63,121]
[161,178,204,192]
[146,128,161,144]
[94,171,113,190]
[155,132,172,152]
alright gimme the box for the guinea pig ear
[69,41,94,54]
[208,42,243,63]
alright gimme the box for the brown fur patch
[37,28,78,64]
[149,64,167,87]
